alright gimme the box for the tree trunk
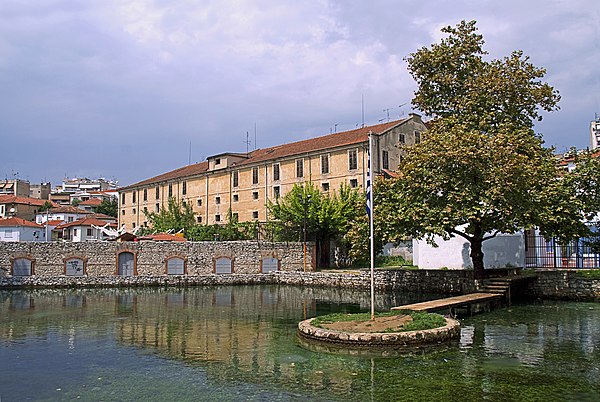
[470,237,485,279]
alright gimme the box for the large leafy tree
[381,20,561,278]
[96,198,118,217]
[143,197,196,236]
[268,182,361,267]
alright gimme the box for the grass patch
[575,270,600,279]
[312,311,446,332]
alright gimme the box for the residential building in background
[591,114,600,150]
[0,195,55,221]
[29,183,51,200]
[59,177,118,194]
[118,116,426,230]
[0,179,30,197]
[0,217,45,242]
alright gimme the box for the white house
[0,217,46,242]
[413,232,525,269]
[36,205,91,225]
[55,217,118,242]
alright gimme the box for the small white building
[413,232,525,269]
[55,217,117,242]
[0,217,46,242]
[36,205,91,225]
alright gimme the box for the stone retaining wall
[0,241,311,278]
[527,270,600,300]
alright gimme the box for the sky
[1,0,599,187]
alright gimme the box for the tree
[268,182,361,267]
[187,209,258,241]
[39,201,54,212]
[96,198,118,217]
[381,20,561,278]
[143,197,196,236]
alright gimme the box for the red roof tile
[79,198,103,206]
[56,217,118,229]
[138,233,187,242]
[0,195,56,207]
[0,217,44,228]
[49,206,92,214]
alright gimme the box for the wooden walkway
[392,292,503,313]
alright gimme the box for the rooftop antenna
[334,123,338,133]
[254,123,257,150]
[244,131,251,155]
[188,141,192,165]
[361,94,365,128]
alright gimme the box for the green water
[0,286,599,401]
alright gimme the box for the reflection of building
[118,116,426,230]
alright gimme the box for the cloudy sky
[1,0,598,186]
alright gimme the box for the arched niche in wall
[214,256,234,274]
[261,257,280,273]
[10,256,35,276]
[64,256,87,276]
[165,256,186,275]
[116,251,137,277]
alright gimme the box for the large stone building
[118,116,426,230]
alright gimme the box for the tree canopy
[96,198,118,217]
[143,197,196,235]
[379,20,562,278]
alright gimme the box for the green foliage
[39,201,53,212]
[143,197,196,236]
[96,198,118,217]
[379,20,561,277]
[186,210,257,241]
[396,312,447,332]
[375,255,410,267]
[71,198,81,206]
[575,270,600,280]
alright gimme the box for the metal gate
[525,230,600,269]
[118,252,135,276]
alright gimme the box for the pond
[0,286,599,401]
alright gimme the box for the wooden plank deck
[392,292,503,313]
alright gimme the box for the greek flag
[366,140,372,217]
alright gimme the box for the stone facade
[526,270,600,300]
[0,241,312,282]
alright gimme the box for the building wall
[0,226,45,242]
[0,179,30,197]
[118,116,427,230]
[413,233,525,269]
[0,241,312,277]
[0,202,41,221]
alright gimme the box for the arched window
[214,257,233,274]
[261,257,279,273]
[117,252,136,276]
[166,257,186,275]
[64,257,86,276]
[11,257,34,276]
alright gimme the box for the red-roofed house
[118,115,427,235]
[0,217,46,242]
[0,195,56,221]
[55,217,118,242]
[78,197,103,212]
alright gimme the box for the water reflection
[1,287,599,401]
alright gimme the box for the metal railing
[525,232,600,269]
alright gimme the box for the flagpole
[368,132,375,320]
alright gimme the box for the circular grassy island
[297,311,460,353]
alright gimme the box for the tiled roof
[88,213,117,221]
[137,233,187,242]
[56,217,118,229]
[0,217,44,228]
[0,195,56,207]
[49,206,92,214]
[46,219,65,226]
[79,198,103,206]
[120,118,409,190]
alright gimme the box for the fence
[525,231,600,269]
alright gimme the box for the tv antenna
[379,103,408,122]
[244,131,252,154]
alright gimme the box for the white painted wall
[413,232,525,269]
[0,226,46,242]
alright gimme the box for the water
[1,286,599,401]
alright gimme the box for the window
[233,194,239,202]
[5,229,13,238]
[252,167,259,184]
[382,150,389,170]
[121,193,126,204]
[65,257,85,276]
[350,179,358,188]
[348,149,358,170]
[73,228,78,236]
[132,191,136,203]
[182,181,187,195]
[166,257,185,275]
[215,158,221,165]
[321,154,329,174]
[232,171,239,187]
[415,131,421,144]
[252,191,259,200]
[121,210,125,216]
[197,216,202,223]
[296,159,304,178]
[215,196,221,205]
[143,207,148,215]
[155,186,160,199]
[273,163,280,181]
[182,201,186,207]
[143,189,147,202]
[132,208,136,215]
[252,211,259,219]
[197,199,202,207]
[214,257,233,274]
[86,228,93,237]
[399,133,406,144]
[68,216,74,222]
[261,257,279,273]
[232,212,239,221]
[12,258,33,276]
[132,223,136,228]
[273,186,280,199]
[168,184,173,197]
[155,203,160,212]
[215,214,221,222]
[322,182,330,192]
